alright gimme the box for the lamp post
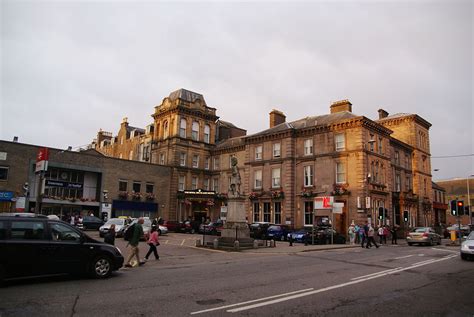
[468,175,473,225]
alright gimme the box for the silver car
[99,218,128,238]
[407,227,442,246]
[461,231,474,260]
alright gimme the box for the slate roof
[126,126,145,134]
[169,88,206,105]
[215,136,245,149]
[247,111,359,138]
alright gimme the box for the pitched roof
[168,89,206,105]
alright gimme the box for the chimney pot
[378,109,389,119]
[269,109,286,128]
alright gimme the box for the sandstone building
[90,88,437,235]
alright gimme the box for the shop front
[176,189,219,223]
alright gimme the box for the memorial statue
[229,156,241,197]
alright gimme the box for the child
[144,226,160,261]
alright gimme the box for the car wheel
[461,253,468,260]
[437,238,442,245]
[408,243,413,246]
[90,255,112,279]
[190,228,195,234]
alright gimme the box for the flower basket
[248,192,260,200]
[131,192,142,201]
[145,193,155,201]
[215,193,228,201]
[301,188,314,198]
[332,183,350,196]
[271,190,284,199]
[118,191,129,199]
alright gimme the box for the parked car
[99,218,129,238]
[267,225,290,241]
[163,220,184,232]
[200,222,224,235]
[124,218,152,240]
[0,213,124,282]
[182,220,197,234]
[461,231,474,260]
[249,222,272,239]
[80,216,104,231]
[407,227,442,246]
[288,227,346,244]
[158,225,168,235]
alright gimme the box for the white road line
[225,254,456,313]
[351,267,403,280]
[181,239,186,246]
[394,255,415,260]
[190,288,314,315]
[431,247,458,253]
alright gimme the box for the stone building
[92,88,435,233]
[0,140,171,219]
[436,178,473,226]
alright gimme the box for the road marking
[394,255,415,260]
[431,247,458,253]
[181,239,186,246]
[351,267,403,280]
[418,254,425,256]
[190,288,314,315]
[218,254,457,313]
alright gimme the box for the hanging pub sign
[35,147,49,173]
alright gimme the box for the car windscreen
[467,232,474,240]
[412,228,427,233]
[106,219,124,225]
[268,226,281,231]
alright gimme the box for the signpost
[34,148,49,213]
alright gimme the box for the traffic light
[378,207,384,220]
[450,200,458,216]
[457,200,464,215]
[403,210,409,222]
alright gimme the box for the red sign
[36,148,49,162]
[323,197,331,208]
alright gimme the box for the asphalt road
[0,232,473,317]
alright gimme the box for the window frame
[304,139,313,156]
[335,133,345,151]
[192,155,199,168]
[180,153,187,167]
[273,143,281,158]
[304,165,313,187]
[204,124,210,143]
[272,168,281,188]
[336,162,346,184]
[192,121,200,141]
[0,166,9,181]
[254,170,263,189]
[255,145,263,161]
[179,118,187,138]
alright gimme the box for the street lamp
[468,175,474,225]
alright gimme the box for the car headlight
[461,244,469,251]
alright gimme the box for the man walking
[366,224,379,249]
[124,217,145,268]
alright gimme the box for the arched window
[163,121,169,139]
[179,118,187,138]
[204,124,210,143]
[192,121,199,141]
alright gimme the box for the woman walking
[104,224,116,245]
[144,226,160,261]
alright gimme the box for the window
[335,134,345,151]
[192,121,199,141]
[304,165,313,187]
[143,144,150,162]
[395,174,401,192]
[405,154,410,169]
[204,124,210,143]
[119,180,127,192]
[263,203,271,222]
[423,178,427,196]
[192,155,199,168]
[254,170,262,189]
[178,176,185,191]
[272,168,281,188]
[213,157,220,170]
[159,153,165,165]
[255,145,263,161]
[274,202,281,224]
[304,139,313,156]
[406,176,412,191]
[336,163,346,183]
[11,221,45,240]
[378,137,383,154]
[394,151,400,166]
[204,157,210,170]
[192,177,198,190]
[146,183,154,193]
[369,134,375,151]
[0,166,8,181]
[180,153,186,166]
[50,222,81,242]
[179,118,187,138]
[163,121,169,139]
[203,178,210,190]
[133,182,141,193]
[273,143,281,158]
[304,201,314,225]
[253,202,260,222]
[213,178,219,192]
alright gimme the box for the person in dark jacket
[124,218,145,268]
[104,224,116,245]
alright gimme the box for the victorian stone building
[92,88,435,234]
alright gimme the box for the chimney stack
[12,136,18,142]
[269,109,286,128]
[378,109,389,119]
[330,100,352,114]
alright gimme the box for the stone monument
[218,157,253,249]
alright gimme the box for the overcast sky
[1,0,472,181]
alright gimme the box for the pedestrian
[104,224,116,245]
[354,223,360,244]
[378,226,384,244]
[367,225,379,249]
[383,225,389,244]
[144,226,160,261]
[360,222,368,248]
[390,225,398,244]
[124,217,145,268]
[348,221,356,245]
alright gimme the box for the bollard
[213,238,218,249]
[253,239,259,249]
[270,240,275,248]
[234,240,240,251]
[195,239,201,247]
[289,235,293,246]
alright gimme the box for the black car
[80,216,104,230]
[199,221,224,235]
[0,213,124,283]
[249,222,272,239]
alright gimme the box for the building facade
[436,178,473,226]
[91,88,436,235]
